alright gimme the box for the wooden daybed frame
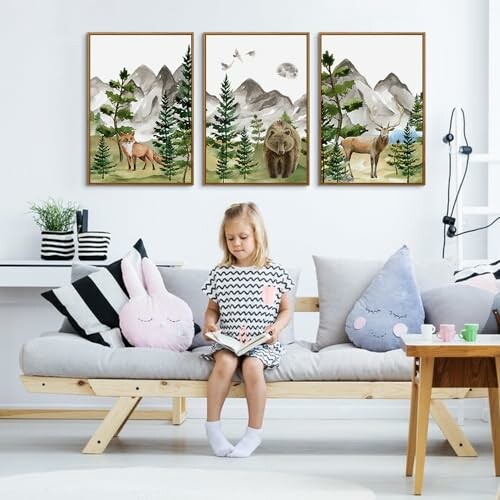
[18,297,486,455]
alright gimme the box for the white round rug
[0,467,375,499]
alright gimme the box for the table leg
[406,358,419,477]
[488,357,500,475]
[414,356,434,496]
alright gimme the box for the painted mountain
[90,63,184,141]
[330,58,416,135]
[206,78,307,137]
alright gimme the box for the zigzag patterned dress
[201,262,295,369]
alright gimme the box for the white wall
[0,0,490,416]
[0,0,489,286]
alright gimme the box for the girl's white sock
[205,420,234,457]
[228,426,262,458]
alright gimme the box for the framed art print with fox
[320,33,425,185]
[204,32,309,185]
[88,33,193,185]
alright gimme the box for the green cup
[459,323,479,342]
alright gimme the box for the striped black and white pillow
[42,239,147,347]
[454,259,500,283]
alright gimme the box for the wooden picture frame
[204,32,310,185]
[88,32,194,185]
[320,32,425,186]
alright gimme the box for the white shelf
[0,260,183,287]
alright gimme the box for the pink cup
[437,324,456,342]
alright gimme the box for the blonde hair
[219,202,270,267]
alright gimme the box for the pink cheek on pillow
[353,316,366,330]
[393,323,408,337]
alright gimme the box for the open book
[205,330,271,356]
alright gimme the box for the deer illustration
[341,108,403,179]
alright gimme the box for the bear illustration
[263,120,301,178]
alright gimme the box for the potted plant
[29,198,79,260]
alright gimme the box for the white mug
[420,324,436,341]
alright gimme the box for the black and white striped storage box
[41,230,75,260]
[78,232,111,261]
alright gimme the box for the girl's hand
[264,324,279,344]
[203,323,218,341]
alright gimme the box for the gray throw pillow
[313,252,453,351]
[345,246,424,352]
[422,283,499,334]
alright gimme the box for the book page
[206,330,271,356]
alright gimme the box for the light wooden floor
[0,417,498,499]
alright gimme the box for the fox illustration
[119,131,163,171]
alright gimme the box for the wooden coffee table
[400,334,500,495]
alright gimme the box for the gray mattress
[20,332,413,382]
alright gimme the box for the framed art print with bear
[88,32,193,185]
[204,32,309,185]
[320,32,425,186]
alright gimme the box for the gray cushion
[20,334,412,381]
[422,283,499,334]
[345,246,424,352]
[313,254,454,350]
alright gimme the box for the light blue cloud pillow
[345,246,424,352]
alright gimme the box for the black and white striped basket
[41,230,75,260]
[78,231,111,261]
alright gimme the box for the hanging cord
[444,107,500,241]
[449,108,470,218]
[442,108,456,258]
[451,216,500,237]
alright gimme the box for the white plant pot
[41,230,75,260]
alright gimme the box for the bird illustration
[233,49,243,63]
[220,49,256,71]
[221,60,234,71]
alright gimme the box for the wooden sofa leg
[430,400,478,457]
[82,396,142,454]
[172,397,187,425]
[113,397,142,438]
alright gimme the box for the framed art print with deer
[204,32,309,185]
[320,32,425,185]
[88,33,193,185]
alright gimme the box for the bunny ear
[142,258,167,295]
[122,256,147,298]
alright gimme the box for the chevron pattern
[201,263,294,368]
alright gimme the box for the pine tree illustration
[386,139,403,175]
[153,94,178,181]
[91,135,116,179]
[173,45,193,183]
[235,127,258,180]
[97,68,136,162]
[210,75,238,183]
[250,114,265,150]
[325,142,347,182]
[409,92,423,132]
[400,123,421,183]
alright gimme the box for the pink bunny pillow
[119,257,194,351]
